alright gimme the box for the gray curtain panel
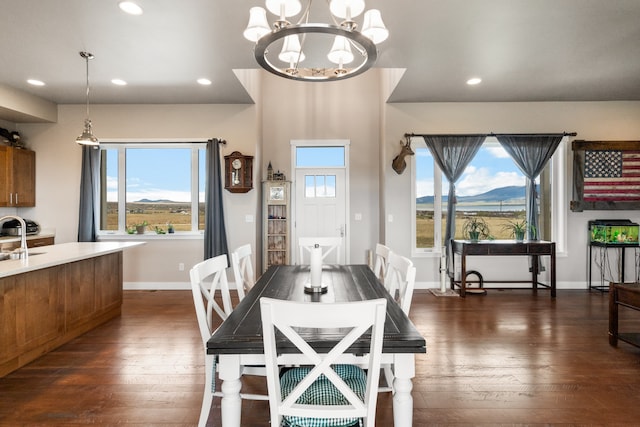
[422,135,486,268]
[496,135,563,240]
[204,138,229,260]
[77,146,100,242]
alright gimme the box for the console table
[609,282,640,348]
[450,240,556,298]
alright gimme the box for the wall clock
[224,151,253,193]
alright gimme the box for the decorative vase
[515,230,525,241]
[469,231,480,241]
[136,225,145,234]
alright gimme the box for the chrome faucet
[0,215,28,260]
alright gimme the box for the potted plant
[502,218,536,241]
[167,223,174,234]
[462,216,490,241]
[135,221,148,234]
[155,226,166,234]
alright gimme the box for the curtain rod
[405,132,577,138]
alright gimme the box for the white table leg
[218,354,243,427]
[393,353,415,427]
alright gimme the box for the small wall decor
[571,140,640,211]
[224,151,254,193]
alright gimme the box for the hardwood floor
[1,288,640,426]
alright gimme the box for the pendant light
[76,51,99,146]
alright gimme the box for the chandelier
[243,0,388,81]
[76,51,99,146]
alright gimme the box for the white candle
[310,244,322,287]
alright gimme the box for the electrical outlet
[178,262,184,271]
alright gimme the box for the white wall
[260,71,382,268]
[383,101,640,289]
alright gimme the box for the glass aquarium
[589,219,639,245]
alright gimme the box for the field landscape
[416,185,529,246]
[104,200,205,232]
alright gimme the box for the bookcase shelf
[262,181,291,272]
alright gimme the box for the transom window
[99,143,206,234]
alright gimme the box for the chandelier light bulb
[279,35,306,64]
[362,9,388,44]
[244,7,271,42]
[328,36,354,65]
[265,0,302,18]
[329,0,365,19]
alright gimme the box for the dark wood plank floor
[1,288,640,426]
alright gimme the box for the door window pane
[305,175,337,198]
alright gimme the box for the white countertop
[0,241,144,278]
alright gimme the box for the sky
[106,148,205,203]
[105,142,523,202]
[415,139,526,198]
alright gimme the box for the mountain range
[416,185,532,204]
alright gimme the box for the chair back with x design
[260,297,387,427]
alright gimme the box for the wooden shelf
[262,181,290,272]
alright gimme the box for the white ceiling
[1,0,639,109]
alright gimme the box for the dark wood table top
[207,264,426,355]
[452,239,555,256]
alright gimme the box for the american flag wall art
[583,150,640,202]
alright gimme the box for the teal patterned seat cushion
[280,364,365,427]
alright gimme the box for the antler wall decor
[391,136,415,174]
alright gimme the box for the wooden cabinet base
[0,252,122,378]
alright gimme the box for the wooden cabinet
[263,181,291,272]
[0,252,123,377]
[0,146,36,207]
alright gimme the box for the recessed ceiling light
[197,78,212,85]
[466,77,482,85]
[27,79,45,86]
[118,1,143,15]
[111,78,127,86]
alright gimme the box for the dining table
[207,264,427,427]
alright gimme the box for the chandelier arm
[347,37,366,57]
[297,0,313,25]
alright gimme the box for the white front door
[294,168,347,264]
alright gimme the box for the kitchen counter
[0,241,144,377]
[0,241,143,278]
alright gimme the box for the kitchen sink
[0,251,46,261]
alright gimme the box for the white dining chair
[372,243,392,285]
[190,255,268,427]
[260,297,387,427]
[378,252,416,393]
[298,236,342,265]
[230,243,255,301]
[384,252,417,316]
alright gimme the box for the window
[296,146,345,167]
[99,143,206,234]
[414,137,559,252]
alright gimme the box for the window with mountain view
[415,138,550,251]
[99,143,206,234]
